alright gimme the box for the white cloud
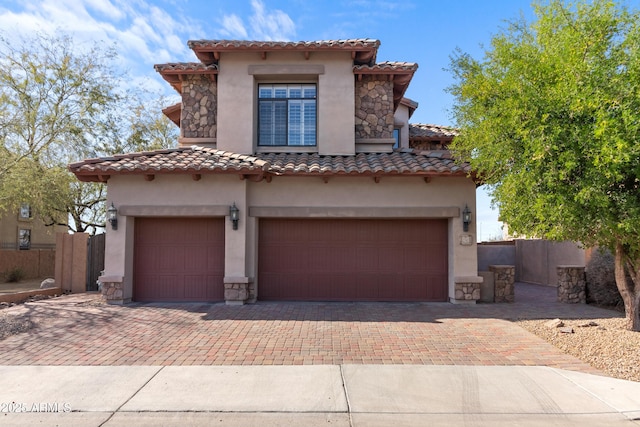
[85,0,125,21]
[248,0,295,40]
[218,0,296,41]
[220,14,249,39]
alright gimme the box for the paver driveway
[0,283,620,371]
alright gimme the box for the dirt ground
[0,277,51,294]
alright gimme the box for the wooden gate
[86,233,105,291]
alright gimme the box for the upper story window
[19,204,31,220]
[258,84,317,147]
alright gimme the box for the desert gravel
[517,316,640,382]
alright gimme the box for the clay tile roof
[68,147,472,183]
[68,147,270,182]
[188,39,380,65]
[154,62,218,93]
[254,151,470,177]
[153,62,219,73]
[353,61,418,73]
[409,123,459,140]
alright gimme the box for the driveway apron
[0,283,620,372]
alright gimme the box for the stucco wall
[103,174,478,302]
[394,104,410,148]
[0,211,61,249]
[515,239,585,286]
[477,244,516,271]
[216,51,355,155]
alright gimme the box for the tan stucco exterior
[87,38,481,304]
[216,51,355,155]
[104,173,478,303]
[0,210,61,250]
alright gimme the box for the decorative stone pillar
[354,76,394,139]
[224,277,253,306]
[98,275,124,305]
[489,265,515,303]
[557,266,586,304]
[181,75,217,139]
[452,276,483,304]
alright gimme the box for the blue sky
[2,0,628,240]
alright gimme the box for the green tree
[0,32,177,233]
[448,0,640,330]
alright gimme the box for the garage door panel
[308,246,354,272]
[134,217,224,302]
[259,219,448,302]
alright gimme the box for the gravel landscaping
[517,316,640,382]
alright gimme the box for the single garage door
[258,218,448,301]
[134,217,225,302]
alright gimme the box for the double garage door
[133,217,448,302]
[258,219,448,302]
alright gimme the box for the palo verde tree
[0,32,176,233]
[448,0,640,330]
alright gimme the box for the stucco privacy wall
[216,51,355,155]
[515,239,585,286]
[103,174,477,302]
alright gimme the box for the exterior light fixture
[229,203,240,230]
[462,204,472,232]
[107,203,118,230]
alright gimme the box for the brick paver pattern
[0,283,621,373]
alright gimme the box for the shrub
[4,268,26,283]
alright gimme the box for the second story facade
[155,39,418,155]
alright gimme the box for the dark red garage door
[258,219,448,301]
[134,217,225,302]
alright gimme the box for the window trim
[257,83,318,148]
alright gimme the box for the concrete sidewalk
[1,365,639,426]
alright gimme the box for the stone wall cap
[99,275,123,283]
[454,276,484,283]
[557,265,585,268]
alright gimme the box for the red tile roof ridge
[154,62,218,72]
[187,39,380,49]
[354,61,418,71]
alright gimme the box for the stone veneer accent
[453,276,483,304]
[557,265,586,304]
[224,277,253,305]
[489,265,515,303]
[99,275,125,305]
[455,282,481,301]
[181,75,217,139]
[354,76,394,139]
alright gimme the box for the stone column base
[98,275,126,305]
[451,276,483,304]
[224,277,253,305]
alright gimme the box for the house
[69,38,482,305]
[0,204,58,250]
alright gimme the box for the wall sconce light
[229,203,239,230]
[462,204,472,232]
[107,203,118,230]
